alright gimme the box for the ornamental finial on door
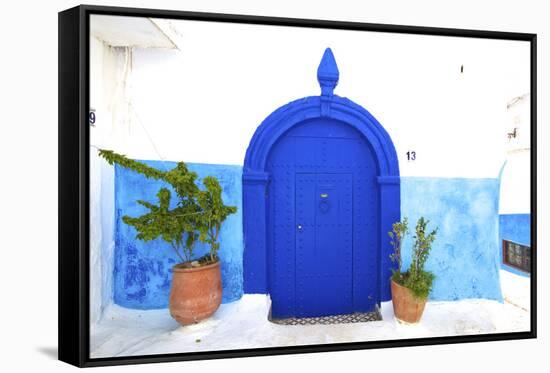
[317,48,339,97]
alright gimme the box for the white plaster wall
[499,95,531,214]
[499,151,530,214]
[89,35,104,324]
[93,17,530,179]
[89,36,117,324]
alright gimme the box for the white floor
[91,271,530,358]
[500,270,531,311]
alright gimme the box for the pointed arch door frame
[242,49,401,309]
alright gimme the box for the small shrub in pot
[389,216,438,324]
[99,150,237,325]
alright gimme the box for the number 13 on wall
[406,151,416,161]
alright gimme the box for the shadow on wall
[114,160,243,310]
[401,177,503,302]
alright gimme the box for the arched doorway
[243,48,400,319]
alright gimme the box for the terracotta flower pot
[169,260,222,325]
[391,279,427,324]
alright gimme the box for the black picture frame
[58,4,537,368]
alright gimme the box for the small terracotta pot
[169,260,222,325]
[391,279,427,324]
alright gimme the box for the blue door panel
[296,173,353,317]
[353,175,379,311]
[289,119,361,139]
[269,173,297,318]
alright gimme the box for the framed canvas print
[58,4,537,367]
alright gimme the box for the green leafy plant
[389,217,409,284]
[98,149,237,266]
[196,176,238,262]
[389,217,438,299]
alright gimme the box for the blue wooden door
[267,118,379,319]
[295,173,353,317]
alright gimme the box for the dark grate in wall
[503,239,531,273]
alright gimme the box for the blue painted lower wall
[401,177,503,302]
[113,163,503,309]
[499,214,531,277]
[114,161,243,309]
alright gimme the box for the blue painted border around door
[242,48,401,318]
